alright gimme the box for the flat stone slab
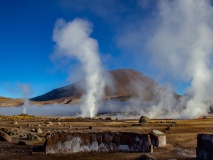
[151,130,165,136]
[43,131,153,154]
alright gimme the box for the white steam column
[19,84,31,114]
[53,18,106,117]
[149,0,213,118]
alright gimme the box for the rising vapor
[148,0,213,118]
[53,18,106,118]
[19,84,32,114]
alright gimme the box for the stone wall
[150,130,166,147]
[196,134,213,160]
[43,132,153,154]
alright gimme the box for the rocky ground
[0,114,212,160]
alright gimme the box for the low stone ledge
[196,134,213,160]
[43,131,153,154]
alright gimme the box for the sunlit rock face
[43,132,153,154]
[196,134,213,160]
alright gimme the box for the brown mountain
[105,69,157,100]
[31,69,159,103]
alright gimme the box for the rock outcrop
[196,134,213,160]
[43,132,153,154]
[0,129,12,142]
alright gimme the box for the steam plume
[19,84,31,114]
[148,0,213,118]
[53,18,106,117]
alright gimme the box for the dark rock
[106,117,112,121]
[1,128,9,134]
[33,145,44,152]
[139,116,150,123]
[138,154,157,160]
[46,133,51,139]
[18,140,27,145]
[27,133,42,142]
[196,134,213,160]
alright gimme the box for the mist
[110,0,213,119]
[0,104,80,117]
[145,0,213,118]
[53,18,106,118]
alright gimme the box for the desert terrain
[0,113,212,160]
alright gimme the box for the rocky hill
[31,69,158,102]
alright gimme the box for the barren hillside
[31,69,158,102]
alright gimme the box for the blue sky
[0,0,190,98]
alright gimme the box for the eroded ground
[0,114,212,160]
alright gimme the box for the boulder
[31,129,36,132]
[8,130,18,136]
[106,117,112,120]
[11,121,18,125]
[27,133,42,142]
[0,129,12,142]
[1,128,10,133]
[138,154,157,160]
[36,128,43,134]
[18,140,27,145]
[139,116,150,123]
[33,145,44,152]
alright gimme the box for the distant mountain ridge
[0,96,23,107]
[31,69,158,102]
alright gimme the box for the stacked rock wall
[196,134,213,160]
[43,132,153,154]
[149,130,166,147]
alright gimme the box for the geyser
[19,84,31,114]
[53,18,106,118]
[148,0,213,118]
